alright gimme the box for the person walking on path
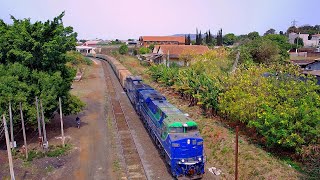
[76,116,81,128]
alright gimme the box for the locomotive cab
[164,118,205,179]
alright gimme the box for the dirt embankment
[0,59,119,180]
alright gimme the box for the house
[76,46,95,54]
[152,45,209,66]
[289,33,319,47]
[139,36,185,47]
[311,34,320,46]
[83,40,101,47]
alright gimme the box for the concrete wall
[306,61,320,70]
[289,33,319,47]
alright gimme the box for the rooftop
[157,45,209,57]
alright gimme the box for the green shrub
[139,47,151,54]
[219,64,320,151]
[27,150,45,161]
[119,45,128,55]
[47,144,72,157]
[149,48,320,154]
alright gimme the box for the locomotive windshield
[169,125,198,133]
[185,125,198,132]
[170,127,184,133]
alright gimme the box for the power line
[291,19,298,27]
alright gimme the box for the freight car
[88,54,205,179]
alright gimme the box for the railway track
[101,60,147,180]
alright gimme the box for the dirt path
[70,59,113,179]
[47,59,116,180]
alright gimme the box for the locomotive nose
[188,167,195,175]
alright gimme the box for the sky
[0,0,319,40]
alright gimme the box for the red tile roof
[140,36,185,44]
[158,45,209,57]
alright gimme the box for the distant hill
[173,34,216,41]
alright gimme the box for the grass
[111,54,304,179]
[19,144,72,161]
[112,160,121,172]
[45,165,54,173]
[46,144,72,157]
[27,150,45,161]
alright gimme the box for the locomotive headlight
[181,159,185,163]
[198,157,202,161]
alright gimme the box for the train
[88,53,205,179]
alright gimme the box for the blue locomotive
[125,76,205,179]
[89,53,205,178]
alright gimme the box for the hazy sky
[0,0,319,40]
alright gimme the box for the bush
[133,49,138,56]
[149,48,320,154]
[139,47,151,54]
[47,144,72,157]
[66,51,92,67]
[148,44,155,51]
[149,49,231,115]
[119,45,128,55]
[219,64,320,151]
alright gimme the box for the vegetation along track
[101,60,147,180]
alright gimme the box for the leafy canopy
[0,12,84,128]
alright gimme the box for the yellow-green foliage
[149,47,320,153]
[66,51,92,67]
[149,48,231,114]
[219,64,320,150]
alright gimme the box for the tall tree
[185,35,188,45]
[216,29,223,46]
[223,33,237,46]
[196,28,199,45]
[248,31,260,40]
[287,26,298,34]
[208,30,213,44]
[264,28,276,35]
[0,12,84,128]
[205,32,209,44]
[198,30,202,45]
[294,37,304,48]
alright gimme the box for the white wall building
[289,33,319,47]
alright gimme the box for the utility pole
[9,102,15,149]
[20,102,28,160]
[59,97,65,146]
[167,50,170,67]
[2,114,16,180]
[291,19,298,27]
[40,99,48,150]
[296,32,300,54]
[36,97,42,147]
[230,51,240,74]
[235,126,239,180]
